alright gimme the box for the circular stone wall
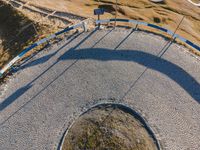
[60,103,159,150]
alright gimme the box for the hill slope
[0,1,37,67]
[20,0,200,45]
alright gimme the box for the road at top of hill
[19,0,200,45]
[0,29,199,150]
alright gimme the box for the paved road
[0,29,200,150]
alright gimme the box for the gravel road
[0,28,200,150]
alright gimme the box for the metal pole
[32,23,38,35]
[114,0,118,28]
[170,15,185,41]
[98,14,100,29]
[98,0,100,29]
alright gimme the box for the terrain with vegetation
[62,106,157,150]
[0,0,199,69]
[0,1,62,69]
[0,1,37,67]
[20,0,200,44]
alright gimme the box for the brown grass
[191,0,200,3]
[62,106,157,150]
[19,0,200,46]
[0,1,62,69]
[0,1,36,67]
[0,0,199,74]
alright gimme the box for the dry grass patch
[0,1,62,69]
[62,105,158,150]
[19,0,200,46]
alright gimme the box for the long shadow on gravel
[0,29,100,124]
[59,48,200,103]
[0,30,98,113]
[20,31,84,70]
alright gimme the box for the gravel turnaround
[0,29,200,150]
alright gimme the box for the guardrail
[96,18,200,52]
[0,22,87,78]
[1,18,199,78]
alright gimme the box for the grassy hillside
[0,0,199,71]
[0,1,38,68]
[21,0,200,45]
[0,1,60,69]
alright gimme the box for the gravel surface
[0,29,200,150]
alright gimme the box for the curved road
[0,29,200,149]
